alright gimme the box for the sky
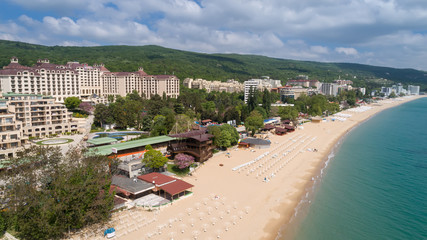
[1,0,427,70]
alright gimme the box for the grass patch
[167,164,190,176]
[36,138,74,145]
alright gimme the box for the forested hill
[1,40,426,90]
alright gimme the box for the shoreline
[271,96,427,240]
[276,111,374,240]
[104,96,425,240]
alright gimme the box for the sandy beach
[80,96,425,240]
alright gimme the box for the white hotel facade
[0,57,180,102]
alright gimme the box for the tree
[278,106,299,121]
[262,89,271,116]
[170,114,193,134]
[247,86,258,112]
[175,153,195,169]
[244,110,264,136]
[150,115,168,136]
[107,95,115,103]
[220,124,239,146]
[201,101,216,120]
[142,145,168,170]
[174,103,185,114]
[224,107,240,123]
[207,125,222,147]
[389,92,397,98]
[216,130,232,149]
[79,102,94,114]
[0,212,7,238]
[142,115,153,131]
[94,103,112,128]
[1,146,115,240]
[254,106,268,119]
[109,102,127,129]
[160,107,176,133]
[126,90,143,102]
[64,97,81,110]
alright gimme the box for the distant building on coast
[319,83,339,96]
[183,78,243,93]
[408,85,420,95]
[0,57,179,103]
[244,77,282,103]
[286,79,320,89]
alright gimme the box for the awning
[160,179,194,196]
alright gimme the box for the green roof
[87,137,118,146]
[89,135,176,156]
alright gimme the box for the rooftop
[161,179,194,196]
[89,135,176,156]
[111,175,154,195]
[138,172,176,186]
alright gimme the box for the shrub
[175,153,195,169]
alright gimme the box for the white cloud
[2,0,427,69]
[335,47,358,56]
[310,46,329,54]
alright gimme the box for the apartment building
[286,79,320,88]
[183,78,244,93]
[244,80,259,103]
[2,93,78,138]
[0,57,179,102]
[320,83,339,96]
[0,99,27,160]
[102,68,179,99]
[408,85,420,95]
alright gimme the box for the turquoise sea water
[292,98,427,240]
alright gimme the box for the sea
[281,97,427,240]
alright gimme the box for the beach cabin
[275,127,287,136]
[168,130,215,162]
[282,119,291,125]
[284,124,295,132]
[138,172,194,201]
[311,116,323,123]
[262,124,275,132]
[110,175,154,199]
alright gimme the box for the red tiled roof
[160,179,193,196]
[263,124,275,130]
[110,185,131,197]
[189,134,213,142]
[275,127,287,133]
[0,69,41,76]
[3,62,31,70]
[138,172,176,186]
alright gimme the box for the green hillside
[0,40,426,90]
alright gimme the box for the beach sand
[94,96,425,240]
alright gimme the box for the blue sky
[1,0,427,71]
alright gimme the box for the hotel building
[102,68,179,99]
[1,93,78,138]
[0,98,27,160]
[0,57,179,102]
